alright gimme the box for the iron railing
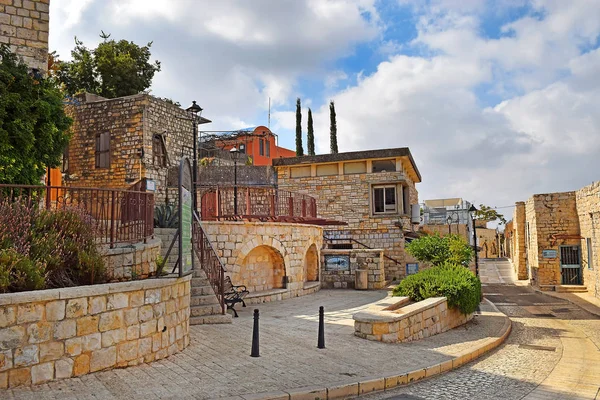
[0,184,154,248]
[192,212,225,314]
[323,232,403,265]
[198,185,317,221]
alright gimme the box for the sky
[49,0,600,219]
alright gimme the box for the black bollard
[251,309,260,357]
[317,306,325,349]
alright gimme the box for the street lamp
[230,146,240,215]
[186,101,203,212]
[469,204,479,277]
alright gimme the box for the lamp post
[469,204,479,277]
[230,146,240,215]
[186,101,203,212]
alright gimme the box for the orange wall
[218,126,295,166]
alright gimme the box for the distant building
[201,126,296,166]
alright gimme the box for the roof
[424,198,463,208]
[272,147,422,182]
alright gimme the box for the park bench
[223,276,249,317]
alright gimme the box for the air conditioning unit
[411,204,421,224]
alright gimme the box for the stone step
[556,285,588,293]
[191,277,210,286]
[190,294,219,307]
[190,314,232,325]
[191,286,215,297]
[190,304,223,317]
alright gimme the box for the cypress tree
[307,108,315,156]
[329,100,338,154]
[295,98,304,156]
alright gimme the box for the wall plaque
[542,249,557,258]
[324,255,350,271]
[406,263,419,275]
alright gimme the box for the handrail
[323,234,403,265]
[192,212,225,314]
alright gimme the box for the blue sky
[50,0,600,211]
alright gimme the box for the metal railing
[0,184,154,248]
[323,233,403,265]
[192,212,225,314]
[198,185,317,221]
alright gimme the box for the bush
[406,233,473,266]
[393,262,482,314]
[0,249,46,293]
[154,203,178,228]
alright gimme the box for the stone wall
[353,297,473,343]
[201,221,323,298]
[0,0,49,75]
[511,202,527,279]
[0,276,191,388]
[101,239,161,282]
[576,182,600,298]
[477,227,499,259]
[321,249,385,289]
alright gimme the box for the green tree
[475,204,506,224]
[307,107,315,156]
[56,32,161,99]
[295,97,304,156]
[329,100,338,154]
[0,45,72,185]
[406,234,473,266]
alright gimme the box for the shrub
[154,203,178,228]
[0,249,46,293]
[406,233,473,266]
[393,262,482,314]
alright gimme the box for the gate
[560,245,582,285]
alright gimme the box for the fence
[0,184,154,248]
[198,185,317,220]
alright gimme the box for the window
[266,140,270,157]
[344,161,367,174]
[153,134,167,167]
[61,146,69,173]
[372,159,396,173]
[239,144,246,154]
[402,185,410,214]
[373,185,397,214]
[95,132,110,168]
[587,238,594,270]
[290,166,311,178]
[316,164,338,176]
[259,139,265,156]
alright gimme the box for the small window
[95,132,110,168]
[373,185,397,214]
[266,140,270,157]
[587,238,594,270]
[153,134,167,167]
[316,164,338,176]
[239,144,246,154]
[372,159,396,173]
[290,166,311,178]
[259,139,264,156]
[344,161,367,174]
[402,185,410,214]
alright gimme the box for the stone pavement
[363,259,600,400]
[3,288,508,400]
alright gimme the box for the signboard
[406,263,419,275]
[542,249,557,259]
[145,179,156,192]
[324,255,350,271]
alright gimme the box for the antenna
[268,97,271,129]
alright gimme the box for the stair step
[190,294,220,306]
[191,286,215,296]
[190,304,223,317]
[191,277,210,286]
[190,314,232,325]
[556,285,587,293]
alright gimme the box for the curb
[533,289,600,318]
[226,304,512,400]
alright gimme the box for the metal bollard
[318,306,325,349]
[251,309,260,357]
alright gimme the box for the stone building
[273,148,422,280]
[0,0,50,75]
[63,93,210,204]
[507,181,600,298]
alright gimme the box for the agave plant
[154,204,179,228]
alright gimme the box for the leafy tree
[329,100,338,154]
[406,233,473,267]
[55,32,161,99]
[475,204,506,224]
[307,107,315,156]
[0,45,72,185]
[295,97,304,156]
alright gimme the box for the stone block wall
[201,221,323,297]
[321,249,385,289]
[576,182,600,298]
[353,297,473,343]
[0,0,49,75]
[0,276,191,388]
[511,202,527,279]
[101,239,161,281]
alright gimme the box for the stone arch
[304,243,319,282]
[234,245,287,292]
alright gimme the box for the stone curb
[227,303,512,400]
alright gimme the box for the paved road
[362,259,600,400]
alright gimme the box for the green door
[560,245,582,285]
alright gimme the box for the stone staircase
[190,266,232,325]
[555,285,588,293]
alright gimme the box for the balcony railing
[198,185,317,221]
[0,184,154,248]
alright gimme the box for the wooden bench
[223,276,249,317]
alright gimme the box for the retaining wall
[102,238,161,281]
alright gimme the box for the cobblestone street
[363,259,600,400]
